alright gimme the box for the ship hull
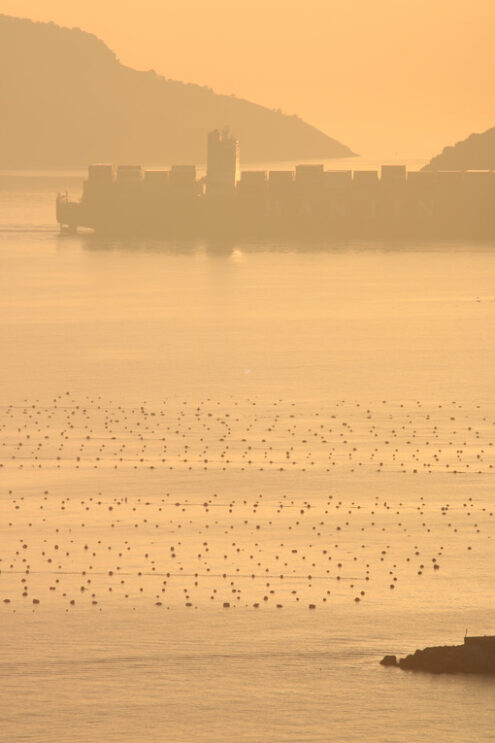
[56,194,495,241]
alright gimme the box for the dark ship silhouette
[57,130,495,239]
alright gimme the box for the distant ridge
[0,14,355,168]
[423,127,495,171]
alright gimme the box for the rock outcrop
[380,644,495,675]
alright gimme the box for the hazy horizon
[3,0,495,159]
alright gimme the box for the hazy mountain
[423,127,495,171]
[0,14,355,168]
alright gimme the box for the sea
[1,160,495,743]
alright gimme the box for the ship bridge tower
[206,129,239,196]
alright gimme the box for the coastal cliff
[0,14,355,167]
[381,643,495,675]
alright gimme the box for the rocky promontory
[380,642,495,675]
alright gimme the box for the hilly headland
[0,14,355,168]
[423,126,495,171]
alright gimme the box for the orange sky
[2,0,494,158]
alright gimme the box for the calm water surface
[0,173,494,742]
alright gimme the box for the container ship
[56,130,495,239]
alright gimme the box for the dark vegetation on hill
[423,127,495,171]
[0,14,355,167]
